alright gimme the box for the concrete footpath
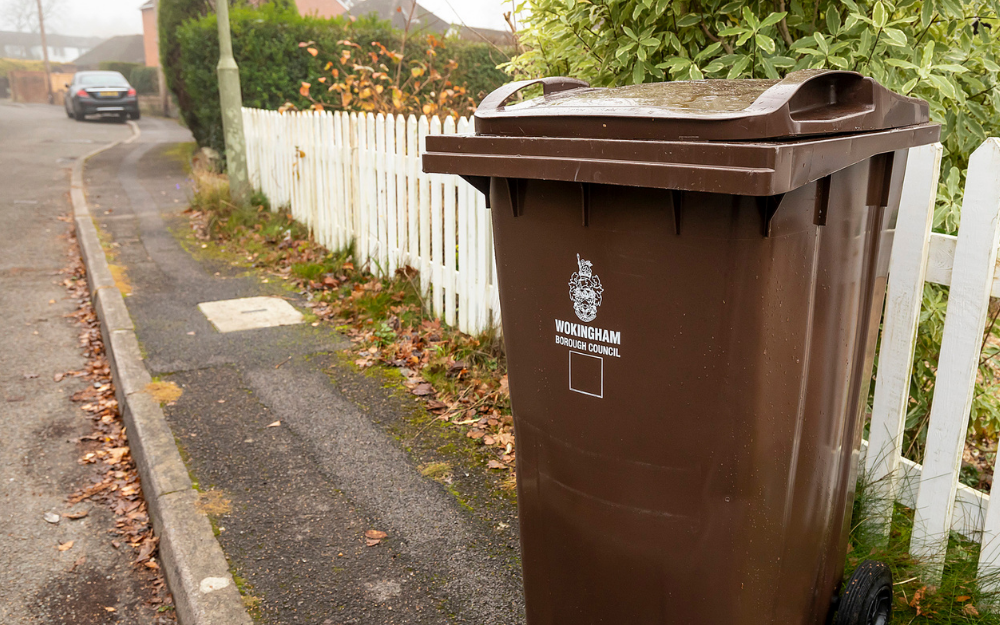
[0,103,171,622]
[82,117,524,623]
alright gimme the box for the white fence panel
[242,107,500,336]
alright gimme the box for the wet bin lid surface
[475,69,931,142]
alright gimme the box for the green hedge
[446,41,514,103]
[98,61,142,78]
[174,3,510,155]
[160,0,214,145]
[130,66,159,95]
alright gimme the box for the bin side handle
[478,77,590,115]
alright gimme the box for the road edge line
[71,121,253,625]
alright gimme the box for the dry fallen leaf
[104,606,116,612]
[58,541,74,551]
[63,510,89,520]
[964,603,980,617]
[487,460,506,470]
[411,383,434,396]
[365,529,387,546]
[54,372,64,382]
[266,421,281,428]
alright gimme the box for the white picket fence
[242,107,499,337]
[243,106,1000,587]
[865,139,1000,588]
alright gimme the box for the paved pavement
[0,103,171,622]
[83,116,525,622]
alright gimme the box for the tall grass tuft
[847,467,1000,623]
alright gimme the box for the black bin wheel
[835,560,893,625]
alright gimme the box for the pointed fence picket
[242,107,500,337]
[243,106,1000,587]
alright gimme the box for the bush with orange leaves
[283,34,477,119]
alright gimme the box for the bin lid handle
[478,77,590,114]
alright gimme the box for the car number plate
[99,91,117,97]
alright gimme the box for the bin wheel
[835,560,893,625]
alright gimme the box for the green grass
[162,142,198,173]
[847,471,1000,623]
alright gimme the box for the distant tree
[1,0,61,33]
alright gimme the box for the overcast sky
[0,0,515,38]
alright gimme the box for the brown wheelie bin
[422,69,939,625]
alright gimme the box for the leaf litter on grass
[185,175,518,483]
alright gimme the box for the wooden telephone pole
[35,0,53,104]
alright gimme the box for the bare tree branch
[700,22,733,55]
[2,0,62,33]
[777,0,794,46]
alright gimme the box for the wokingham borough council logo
[569,254,604,323]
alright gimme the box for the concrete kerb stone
[75,216,115,296]
[155,489,253,625]
[120,390,193,517]
[72,121,252,625]
[107,329,153,405]
[94,287,135,336]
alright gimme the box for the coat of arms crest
[569,254,603,322]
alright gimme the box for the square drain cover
[198,296,304,333]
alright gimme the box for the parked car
[64,71,140,122]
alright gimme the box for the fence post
[442,116,457,327]
[429,116,444,318]
[418,116,431,296]
[407,115,419,270]
[385,114,398,274]
[865,143,942,538]
[911,138,1000,580]
[395,114,407,272]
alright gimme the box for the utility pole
[215,0,250,204]
[35,0,53,104]
[154,0,169,117]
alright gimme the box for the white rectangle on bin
[569,350,603,398]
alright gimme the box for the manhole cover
[197,297,304,333]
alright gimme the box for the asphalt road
[82,115,525,622]
[0,102,171,623]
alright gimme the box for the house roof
[349,0,449,35]
[0,30,102,49]
[72,34,145,68]
[456,25,516,47]
[139,0,156,10]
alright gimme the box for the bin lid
[475,69,930,142]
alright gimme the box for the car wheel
[73,106,84,121]
[129,110,141,121]
[65,104,73,118]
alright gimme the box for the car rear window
[78,72,129,87]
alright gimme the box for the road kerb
[72,121,253,625]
